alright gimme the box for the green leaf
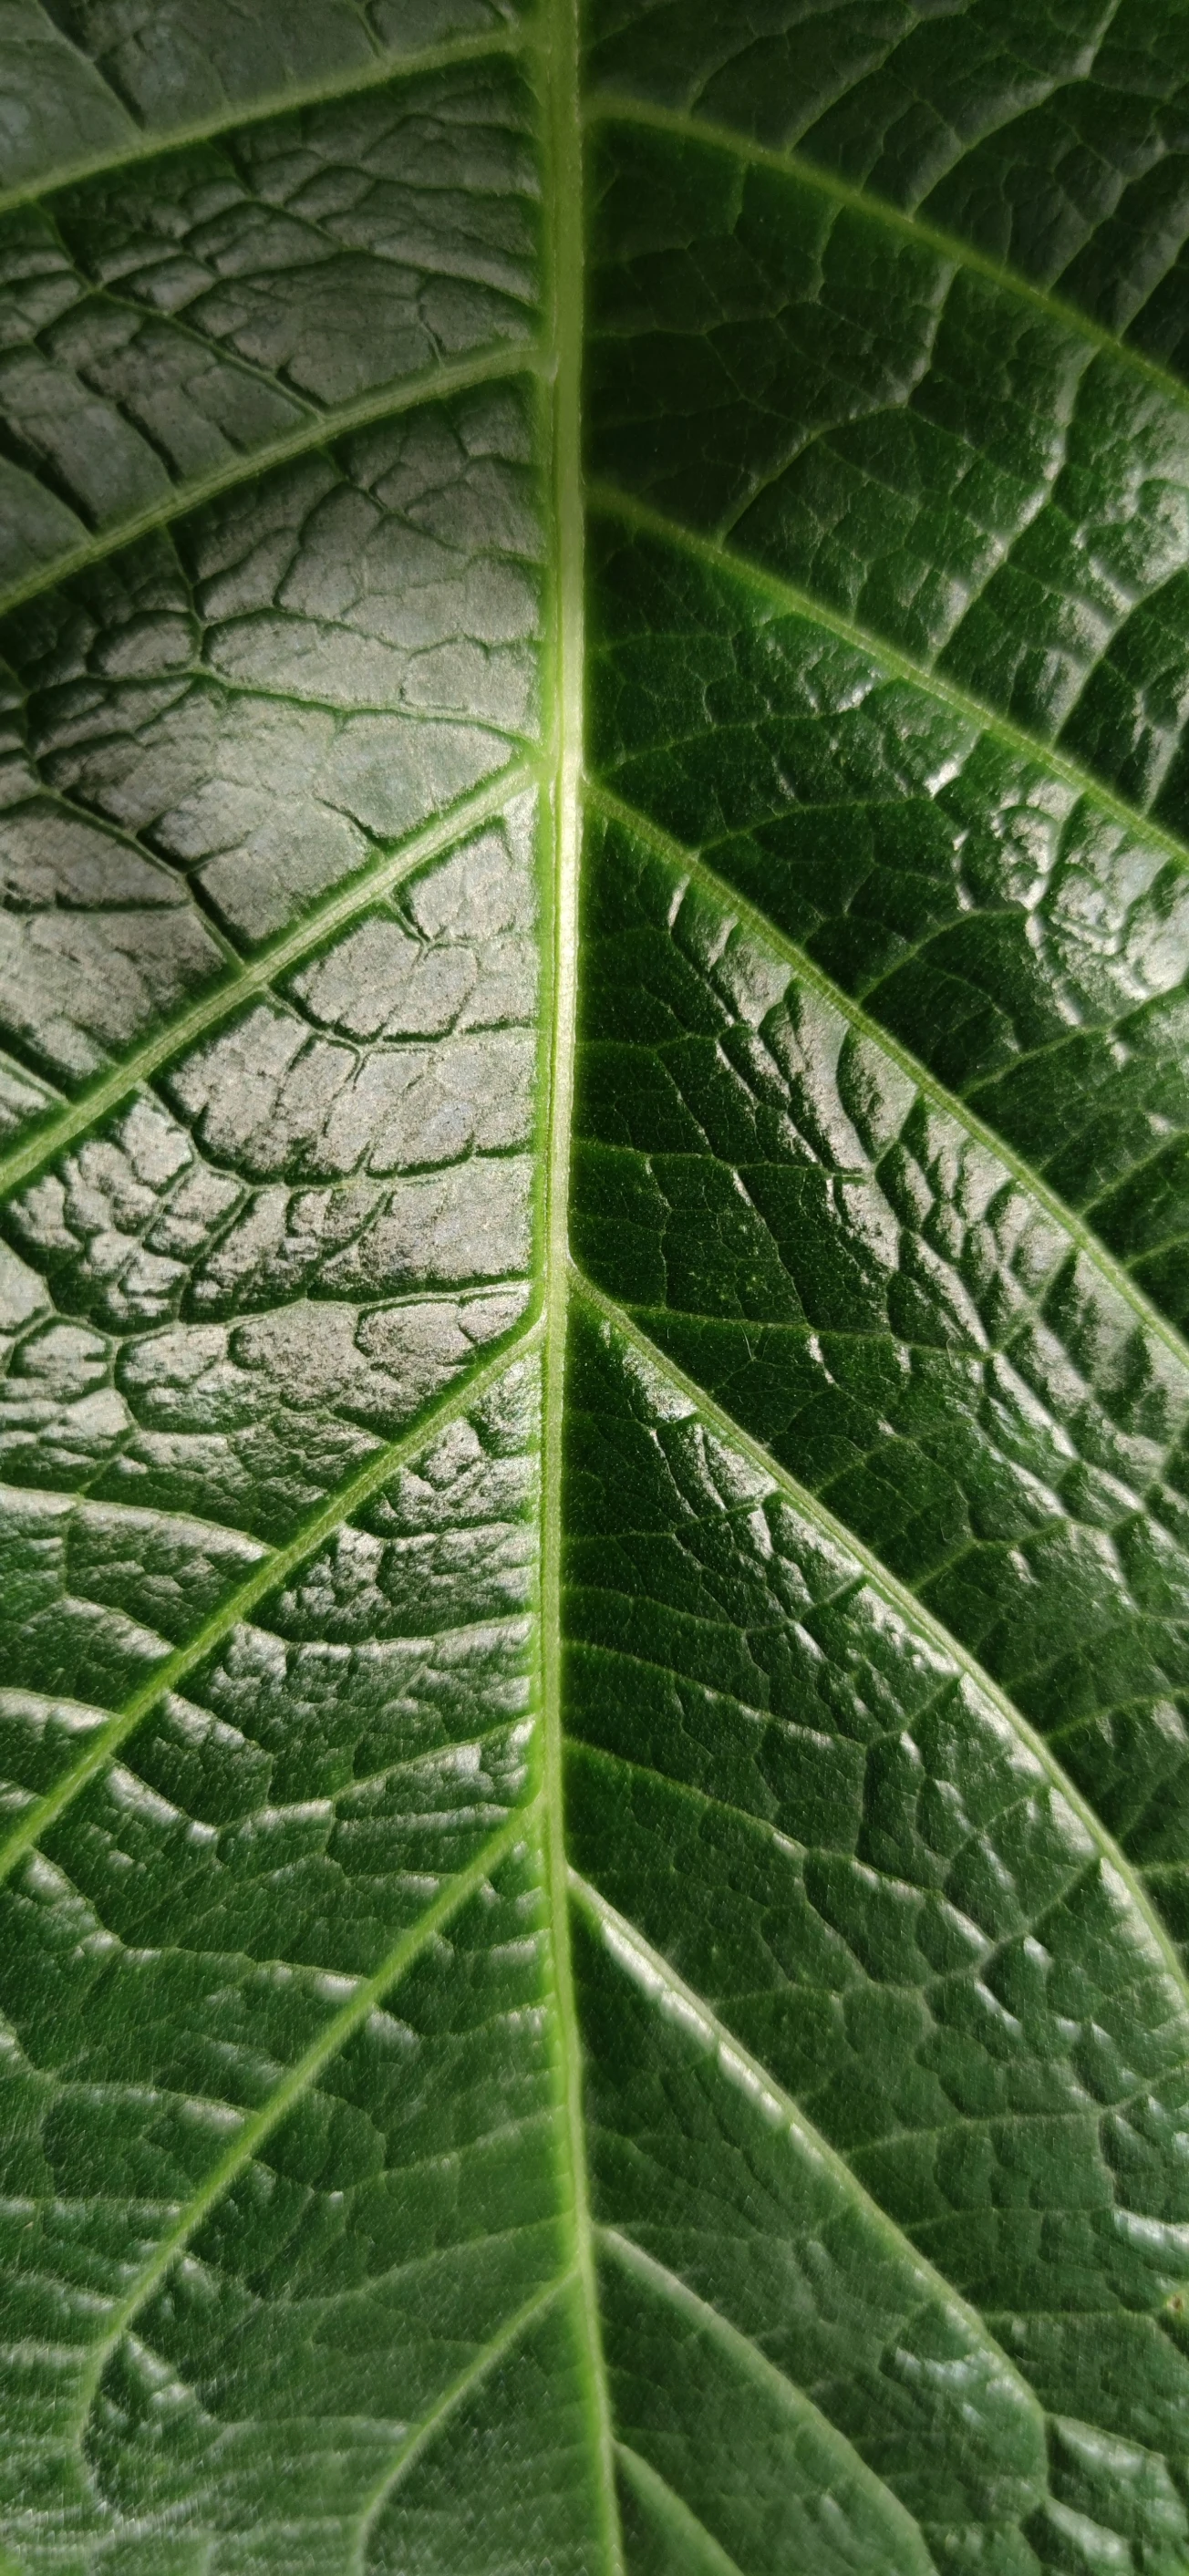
[3,3,1189,2569]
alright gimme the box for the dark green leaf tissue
[2,1,1189,2567]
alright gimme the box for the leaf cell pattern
[3,5,1189,2574]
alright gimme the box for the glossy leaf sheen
[2,5,1189,2571]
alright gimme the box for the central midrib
[5,27,1189,1290]
[4,26,1189,2559]
[0,4,1184,1939]
[540,0,625,2562]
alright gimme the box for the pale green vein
[28,263,319,444]
[599,2241,938,2571]
[615,2447,747,2576]
[0,25,529,218]
[588,481,1189,888]
[572,1745,1175,2136]
[540,0,623,2564]
[575,1867,1038,2434]
[0,1313,543,1889]
[0,343,543,622]
[70,1798,537,2449]
[349,2271,573,2571]
[601,2223,942,2472]
[585,89,1189,419]
[585,778,1189,1385]
[579,1879,1049,2545]
[567,1269,1189,2026]
[24,785,246,985]
[0,758,539,1209]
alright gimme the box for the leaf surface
[3,5,1189,2571]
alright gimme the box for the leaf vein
[0,1315,543,1889]
[567,1263,1189,2023]
[585,90,1189,419]
[588,487,1189,887]
[0,27,531,219]
[0,345,545,624]
[68,1799,538,2457]
[586,778,1189,1382]
[0,759,541,1210]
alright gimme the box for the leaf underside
[3,1,1189,2569]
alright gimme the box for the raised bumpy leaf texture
[3,3,1189,2571]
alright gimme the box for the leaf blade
[5,3,1189,2567]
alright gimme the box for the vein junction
[3,11,1189,2573]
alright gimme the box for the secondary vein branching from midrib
[5,16,1188,2558]
[615,2447,746,2576]
[0,1315,543,1891]
[0,25,528,217]
[586,779,1189,1386]
[541,0,624,2564]
[585,89,1189,421]
[68,1798,538,2453]
[0,758,540,1209]
[566,1267,1189,2024]
[589,483,1189,891]
[0,342,543,623]
[574,1873,1043,2440]
[347,2271,575,2571]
